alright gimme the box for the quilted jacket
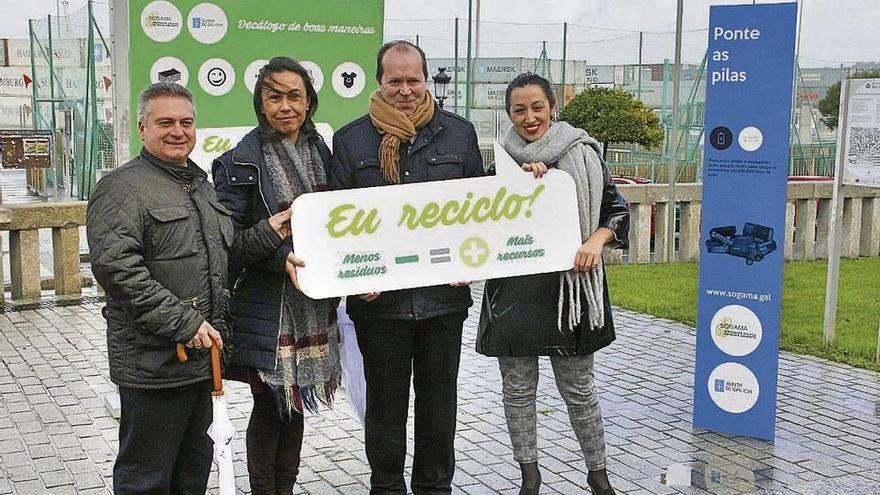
[211,128,334,371]
[87,150,233,389]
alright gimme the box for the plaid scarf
[368,89,435,183]
[260,135,341,416]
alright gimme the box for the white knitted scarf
[501,121,606,331]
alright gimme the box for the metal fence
[27,0,111,200]
[385,17,848,183]
[13,10,855,193]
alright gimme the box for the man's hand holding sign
[289,142,583,299]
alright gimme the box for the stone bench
[0,202,86,302]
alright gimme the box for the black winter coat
[328,106,485,321]
[87,150,233,389]
[476,149,630,357]
[212,129,333,372]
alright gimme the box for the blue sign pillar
[693,2,797,441]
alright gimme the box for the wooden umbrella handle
[175,343,222,393]
[210,344,223,393]
[176,343,188,363]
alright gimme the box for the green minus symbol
[395,255,419,264]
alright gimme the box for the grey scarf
[502,121,606,331]
[263,136,325,201]
[261,135,341,416]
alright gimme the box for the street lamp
[432,67,452,109]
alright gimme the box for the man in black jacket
[87,82,233,495]
[329,41,484,494]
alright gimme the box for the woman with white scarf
[476,73,629,495]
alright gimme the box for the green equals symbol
[395,254,419,265]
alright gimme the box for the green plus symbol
[459,237,490,268]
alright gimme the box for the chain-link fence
[385,17,850,182]
[15,10,858,192]
[27,0,112,200]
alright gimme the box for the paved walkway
[0,286,879,494]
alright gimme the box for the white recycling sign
[290,142,583,299]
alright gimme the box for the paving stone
[15,421,43,434]
[9,479,45,495]
[2,300,880,494]
[40,469,74,488]
[297,478,342,494]
[51,432,82,449]
[33,456,65,473]
[460,483,502,495]
[0,438,24,452]
[2,451,33,468]
[56,445,89,462]
[6,465,39,482]
[317,468,359,487]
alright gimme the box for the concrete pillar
[794,199,818,261]
[842,198,861,258]
[605,249,624,265]
[679,202,701,262]
[654,201,670,262]
[52,225,82,296]
[0,209,9,302]
[859,197,879,257]
[783,202,795,260]
[815,197,832,259]
[628,202,652,264]
[0,236,4,303]
[9,229,41,300]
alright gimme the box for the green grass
[606,259,880,372]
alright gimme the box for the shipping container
[6,38,84,68]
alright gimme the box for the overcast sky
[1,0,877,67]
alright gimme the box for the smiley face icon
[198,58,235,96]
[207,67,226,87]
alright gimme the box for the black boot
[587,468,616,495]
[247,391,280,495]
[518,462,541,495]
[273,410,304,495]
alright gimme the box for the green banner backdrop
[127,0,384,167]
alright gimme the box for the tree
[559,87,663,160]
[818,69,880,130]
